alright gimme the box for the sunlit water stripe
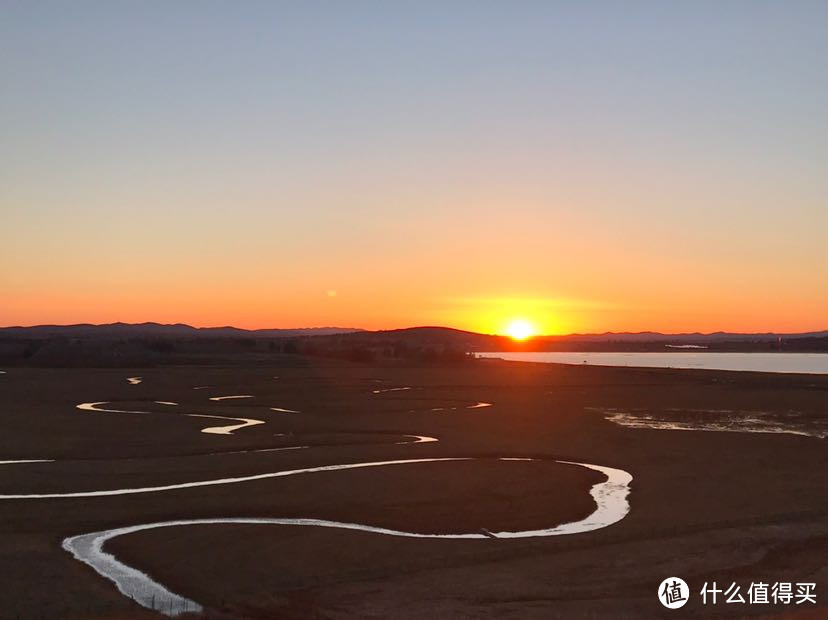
[78,402,149,414]
[595,408,826,439]
[78,402,265,435]
[0,431,428,465]
[216,445,309,456]
[270,407,300,413]
[430,402,493,411]
[155,401,178,406]
[185,414,265,435]
[372,387,411,394]
[397,435,438,444]
[0,458,464,499]
[61,458,631,616]
[127,377,142,385]
[477,351,828,374]
[208,395,254,401]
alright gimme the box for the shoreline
[476,351,828,375]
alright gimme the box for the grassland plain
[0,358,825,619]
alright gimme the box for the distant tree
[22,339,42,359]
[344,346,375,363]
[146,339,175,353]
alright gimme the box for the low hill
[0,322,360,338]
[1,324,826,367]
[310,326,828,353]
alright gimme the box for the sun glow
[505,319,536,341]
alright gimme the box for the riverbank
[477,351,828,374]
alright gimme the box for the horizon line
[1,321,826,339]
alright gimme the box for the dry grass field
[0,358,825,618]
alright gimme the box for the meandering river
[61,459,631,615]
[1,373,633,617]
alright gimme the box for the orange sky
[3,178,826,335]
[3,219,826,335]
[2,4,827,335]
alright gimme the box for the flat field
[0,358,825,618]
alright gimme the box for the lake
[476,352,828,374]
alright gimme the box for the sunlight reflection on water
[478,352,828,374]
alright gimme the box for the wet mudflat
[0,358,825,618]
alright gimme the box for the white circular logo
[658,577,689,609]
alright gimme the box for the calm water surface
[477,352,828,374]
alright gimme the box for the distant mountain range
[1,322,826,343]
[0,322,362,338]
[316,326,828,352]
[540,330,828,342]
[0,323,828,357]
[2,323,826,366]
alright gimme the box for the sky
[2,1,827,335]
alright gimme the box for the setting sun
[505,319,536,341]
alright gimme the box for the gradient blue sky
[2,2,826,333]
